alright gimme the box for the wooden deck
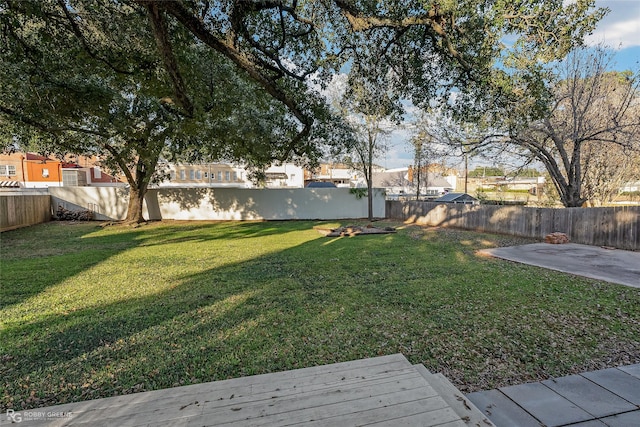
[4,354,492,426]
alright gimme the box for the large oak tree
[1,0,605,219]
[0,1,340,222]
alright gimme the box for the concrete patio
[467,363,640,426]
[479,243,640,288]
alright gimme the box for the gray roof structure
[435,193,478,203]
[371,170,407,188]
[372,171,453,189]
[424,174,455,189]
[305,181,337,188]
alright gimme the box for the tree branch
[145,2,195,117]
[0,105,110,138]
[333,0,472,72]
[142,0,314,158]
[56,0,135,75]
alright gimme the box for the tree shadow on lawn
[135,220,323,247]
[2,224,639,412]
[1,232,369,409]
[0,221,318,310]
[0,223,148,309]
[1,221,369,407]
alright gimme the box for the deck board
[6,354,474,427]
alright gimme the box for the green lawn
[2,220,639,411]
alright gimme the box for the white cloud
[585,1,640,48]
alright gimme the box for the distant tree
[410,118,456,199]
[504,47,640,207]
[411,111,498,194]
[581,144,640,206]
[410,132,431,200]
[424,46,640,207]
[342,78,401,221]
[468,167,505,178]
[514,168,543,178]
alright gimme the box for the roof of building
[372,170,407,187]
[25,153,49,161]
[372,171,453,189]
[306,181,337,188]
[424,175,454,189]
[435,193,478,202]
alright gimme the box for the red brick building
[0,152,124,189]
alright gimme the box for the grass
[1,220,639,411]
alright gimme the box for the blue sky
[586,0,640,68]
[381,0,640,170]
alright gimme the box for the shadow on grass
[2,227,394,410]
[2,222,639,412]
[0,223,147,309]
[134,220,321,247]
[0,221,317,309]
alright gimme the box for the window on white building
[189,170,195,180]
[217,171,222,181]
[195,170,202,180]
[62,170,78,186]
[180,170,186,180]
[0,165,16,176]
[225,171,230,181]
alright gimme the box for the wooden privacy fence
[387,201,640,251]
[0,195,51,232]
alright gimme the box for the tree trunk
[125,185,147,223]
[367,180,373,221]
[120,148,158,223]
[538,151,586,208]
[367,142,374,221]
[464,153,468,194]
[414,148,422,200]
[415,165,421,200]
[562,187,585,207]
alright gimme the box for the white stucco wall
[49,187,385,221]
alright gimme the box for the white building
[156,162,307,189]
[262,164,305,188]
[372,167,457,198]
